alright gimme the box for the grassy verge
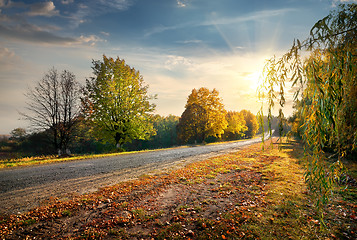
[0,147,186,169]
[0,137,258,169]
[0,138,355,239]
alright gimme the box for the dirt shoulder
[1,139,356,239]
[0,148,241,215]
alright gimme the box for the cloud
[61,0,74,4]
[177,0,189,8]
[176,39,203,44]
[0,1,108,47]
[0,0,26,8]
[27,1,59,17]
[144,23,188,38]
[67,3,90,28]
[0,1,60,17]
[205,8,296,26]
[78,34,105,46]
[101,31,110,36]
[0,47,22,70]
[67,0,134,28]
[0,46,14,57]
[164,55,195,71]
[0,4,105,47]
[145,8,296,37]
[0,22,76,44]
[98,0,133,11]
[0,20,104,46]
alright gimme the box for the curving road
[0,136,267,214]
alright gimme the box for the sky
[0,0,354,134]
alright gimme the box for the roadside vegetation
[0,136,260,169]
[0,148,163,169]
[0,139,355,239]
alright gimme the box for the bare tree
[21,68,81,155]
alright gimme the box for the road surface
[0,137,266,214]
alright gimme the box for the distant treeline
[0,110,282,159]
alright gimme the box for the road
[0,137,266,214]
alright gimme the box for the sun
[247,71,262,90]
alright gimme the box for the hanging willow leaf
[258,3,357,226]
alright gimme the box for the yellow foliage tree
[223,111,247,140]
[240,110,259,138]
[177,87,227,143]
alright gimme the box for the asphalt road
[0,137,264,194]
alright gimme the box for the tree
[22,68,81,155]
[82,55,156,149]
[70,116,115,154]
[223,111,247,140]
[124,114,180,150]
[152,114,179,148]
[10,128,27,141]
[258,3,357,220]
[240,110,259,138]
[177,87,227,144]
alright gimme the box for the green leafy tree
[258,4,357,222]
[177,87,227,144]
[125,114,180,150]
[82,55,156,149]
[223,111,247,140]
[240,110,259,138]
[152,114,179,148]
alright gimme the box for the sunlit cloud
[78,34,106,46]
[101,31,110,36]
[164,55,195,71]
[0,1,60,17]
[61,0,74,4]
[177,0,190,8]
[0,9,104,46]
